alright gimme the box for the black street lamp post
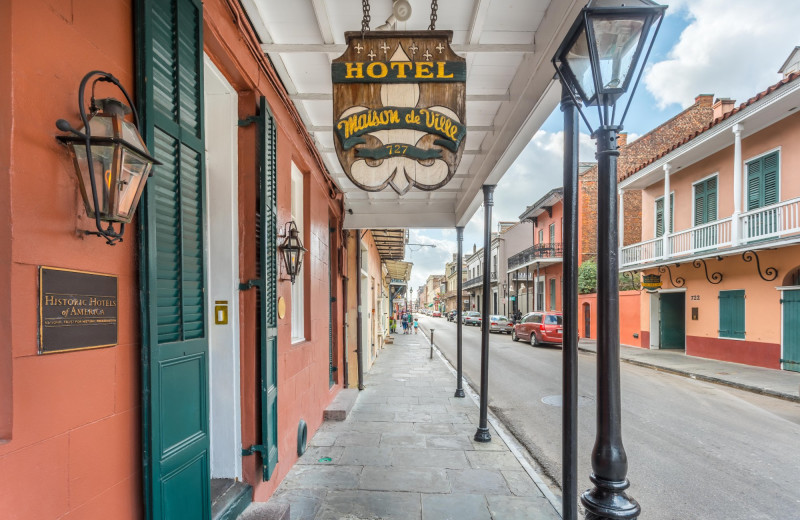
[553,1,665,519]
[474,184,495,443]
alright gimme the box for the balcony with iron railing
[463,271,497,289]
[507,243,564,270]
[620,197,800,269]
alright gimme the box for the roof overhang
[385,259,413,281]
[620,78,800,191]
[371,229,408,260]
[241,0,585,229]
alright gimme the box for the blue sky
[406,0,800,292]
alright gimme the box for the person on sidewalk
[401,314,408,334]
[413,316,419,334]
[389,315,396,334]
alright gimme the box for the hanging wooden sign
[332,31,466,194]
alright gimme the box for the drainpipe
[355,230,365,390]
[341,231,350,389]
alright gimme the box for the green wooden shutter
[549,223,555,244]
[719,290,745,339]
[763,152,779,206]
[655,198,664,237]
[549,278,556,310]
[248,97,279,481]
[669,193,674,234]
[747,160,762,211]
[694,182,706,226]
[705,177,717,222]
[136,0,209,518]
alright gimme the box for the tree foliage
[578,259,641,293]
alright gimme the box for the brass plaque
[39,266,118,354]
[214,300,229,325]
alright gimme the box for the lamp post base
[473,427,491,443]
[454,388,465,398]
[581,474,640,520]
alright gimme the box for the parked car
[432,310,442,317]
[462,311,482,326]
[512,311,563,346]
[488,315,514,334]
[447,310,457,322]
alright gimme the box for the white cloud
[407,129,596,289]
[644,0,800,109]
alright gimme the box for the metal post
[355,230,365,391]
[430,328,435,359]
[526,265,530,313]
[455,226,465,398]
[475,185,495,443]
[581,125,640,519]
[561,82,579,520]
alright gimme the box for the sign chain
[429,0,438,30]
[362,0,371,34]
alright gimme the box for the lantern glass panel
[590,15,646,92]
[72,140,116,219]
[116,148,152,220]
[565,29,596,104]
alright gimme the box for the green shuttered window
[747,151,779,210]
[693,177,717,226]
[655,194,673,237]
[719,290,745,339]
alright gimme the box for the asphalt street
[416,315,800,520]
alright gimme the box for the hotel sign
[39,267,118,354]
[642,274,662,292]
[332,31,466,194]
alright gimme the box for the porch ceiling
[371,229,409,260]
[241,0,584,229]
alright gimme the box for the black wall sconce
[56,70,159,245]
[280,221,307,284]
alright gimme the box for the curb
[577,346,800,404]
[419,324,565,519]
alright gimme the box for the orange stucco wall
[578,291,642,346]
[642,112,800,241]
[0,2,142,519]
[637,245,800,367]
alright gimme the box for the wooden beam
[311,0,334,44]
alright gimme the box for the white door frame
[203,55,242,479]
[649,292,660,349]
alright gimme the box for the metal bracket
[742,250,778,282]
[242,444,268,457]
[237,115,258,127]
[692,258,723,284]
[658,264,685,288]
[239,279,263,291]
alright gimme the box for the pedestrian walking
[389,315,396,334]
[401,314,408,334]
[413,316,418,334]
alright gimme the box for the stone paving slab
[266,332,561,519]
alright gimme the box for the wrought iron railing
[507,243,564,270]
[620,197,800,268]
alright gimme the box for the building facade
[620,72,800,370]
[0,1,347,518]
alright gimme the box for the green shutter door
[659,293,685,349]
[782,290,800,372]
[719,290,745,339]
[245,97,279,481]
[136,0,209,518]
[549,278,556,311]
[694,178,717,249]
[655,198,664,238]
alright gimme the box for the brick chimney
[695,94,714,107]
[712,98,736,119]
[617,132,628,148]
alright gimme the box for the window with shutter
[719,290,745,339]
[693,177,718,249]
[747,151,780,210]
[654,194,673,237]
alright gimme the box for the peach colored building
[620,72,800,371]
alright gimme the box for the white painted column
[663,163,671,257]
[732,124,743,246]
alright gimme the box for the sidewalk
[266,332,562,520]
[578,339,800,402]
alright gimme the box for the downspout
[341,230,350,388]
[355,230,365,390]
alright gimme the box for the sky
[404,0,800,293]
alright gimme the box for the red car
[432,310,442,317]
[512,311,563,346]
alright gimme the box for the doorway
[204,56,243,480]
[659,292,685,349]
[782,289,800,372]
[583,302,591,339]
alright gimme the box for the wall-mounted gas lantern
[56,70,159,245]
[280,221,307,284]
